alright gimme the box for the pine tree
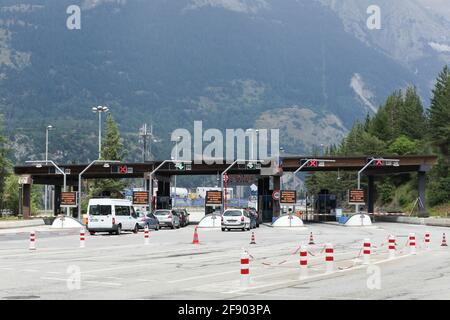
[101,113,127,161]
[398,86,426,140]
[89,113,128,198]
[428,65,450,157]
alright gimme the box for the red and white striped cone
[240,249,250,287]
[144,226,149,245]
[388,235,396,259]
[441,233,448,247]
[424,232,431,250]
[363,239,371,265]
[29,231,36,250]
[325,243,334,273]
[409,233,416,255]
[192,226,200,245]
[299,245,308,279]
[250,232,256,245]
[80,228,86,248]
[308,232,315,245]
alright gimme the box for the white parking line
[40,277,121,287]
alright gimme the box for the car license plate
[229,220,236,223]
[90,218,98,222]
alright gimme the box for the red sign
[272,190,281,201]
[309,160,318,167]
[375,160,384,166]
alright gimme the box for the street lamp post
[92,106,109,159]
[148,160,192,213]
[77,159,120,222]
[220,159,264,214]
[356,158,399,214]
[44,125,53,214]
[26,160,67,215]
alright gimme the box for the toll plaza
[14,155,438,221]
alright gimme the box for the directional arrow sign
[175,162,185,170]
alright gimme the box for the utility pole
[139,123,151,162]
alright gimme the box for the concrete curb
[0,219,45,230]
[375,216,450,228]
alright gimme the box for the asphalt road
[0,222,448,300]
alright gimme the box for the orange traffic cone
[250,232,256,244]
[192,226,200,245]
[441,233,448,247]
[308,232,315,245]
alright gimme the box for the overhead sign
[272,190,281,201]
[348,189,365,205]
[205,191,222,206]
[18,175,32,185]
[133,191,149,205]
[111,165,133,174]
[61,192,78,207]
[280,190,296,204]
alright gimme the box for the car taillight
[112,217,116,225]
[241,216,244,222]
[221,216,224,222]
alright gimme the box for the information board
[280,190,296,204]
[205,191,222,206]
[61,192,78,207]
[133,191,149,205]
[348,189,365,205]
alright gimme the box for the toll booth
[314,189,337,221]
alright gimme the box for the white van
[87,198,139,235]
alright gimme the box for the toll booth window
[89,205,111,216]
[223,210,242,216]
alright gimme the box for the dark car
[174,208,190,227]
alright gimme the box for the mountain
[0,0,448,163]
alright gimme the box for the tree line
[306,65,450,213]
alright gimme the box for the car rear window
[89,205,111,216]
[154,210,170,215]
[223,210,242,216]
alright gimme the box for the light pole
[148,159,192,213]
[279,147,284,190]
[26,160,67,215]
[356,158,399,214]
[92,106,109,159]
[172,136,182,208]
[44,125,53,214]
[78,159,120,221]
[220,159,264,214]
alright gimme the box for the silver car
[153,209,180,229]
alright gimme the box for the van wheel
[133,224,139,234]
[171,224,175,229]
[116,225,122,235]
[221,228,225,232]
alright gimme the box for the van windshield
[89,205,112,216]
[223,210,242,216]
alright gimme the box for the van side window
[89,205,111,216]
[115,206,127,216]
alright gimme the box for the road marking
[167,269,237,283]
[40,277,121,287]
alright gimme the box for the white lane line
[40,277,121,287]
[167,270,237,284]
